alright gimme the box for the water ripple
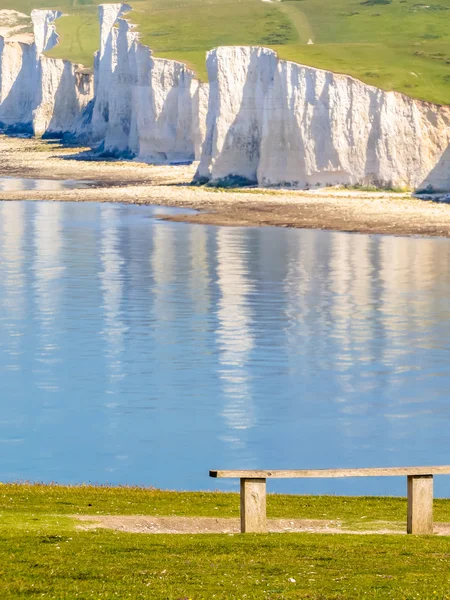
[0,200,449,495]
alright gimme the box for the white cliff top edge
[31,9,62,54]
[207,45,446,108]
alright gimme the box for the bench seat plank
[210,466,450,479]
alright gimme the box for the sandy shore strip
[1,135,450,237]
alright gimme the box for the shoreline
[2,135,450,238]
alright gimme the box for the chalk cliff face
[1,5,450,190]
[90,3,132,146]
[0,10,94,136]
[91,3,208,162]
[197,46,450,190]
[31,9,60,55]
[0,36,34,129]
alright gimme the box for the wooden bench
[210,466,450,535]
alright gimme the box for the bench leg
[240,478,267,533]
[407,475,433,535]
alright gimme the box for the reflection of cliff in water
[33,201,63,395]
[1,203,450,491]
[281,229,450,469]
[216,228,255,449]
[0,201,26,372]
[100,204,127,396]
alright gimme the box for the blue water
[0,178,98,191]
[1,200,450,497]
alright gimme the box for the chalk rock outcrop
[2,5,450,190]
[90,3,208,162]
[197,46,450,190]
[0,10,93,136]
[31,9,60,54]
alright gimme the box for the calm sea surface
[1,199,450,496]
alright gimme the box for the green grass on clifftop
[3,0,450,103]
[3,484,450,599]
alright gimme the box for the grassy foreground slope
[1,0,450,103]
[3,484,450,598]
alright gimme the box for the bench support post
[240,478,267,533]
[407,475,433,534]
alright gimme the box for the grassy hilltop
[1,0,450,104]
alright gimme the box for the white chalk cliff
[197,46,450,191]
[90,3,208,162]
[1,5,450,190]
[0,9,94,136]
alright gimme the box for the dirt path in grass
[75,515,379,534]
[278,2,314,44]
[75,515,450,535]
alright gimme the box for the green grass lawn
[44,0,298,81]
[2,484,450,598]
[3,0,450,103]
